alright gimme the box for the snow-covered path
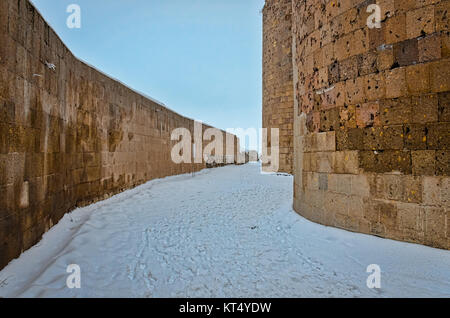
[1,163,449,298]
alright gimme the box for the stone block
[424,207,447,247]
[438,91,450,122]
[436,150,450,176]
[334,150,359,174]
[406,63,430,94]
[356,102,380,128]
[380,97,412,125]
[358,51,378,76]
[423,176,447,206]
[435,0,450,32]
[337,174,352,195]
[403,124,427,150]
[430,59,450,93]
[348,195,364,219]
[411,94,438,123]
[394,39,419,67]
[385,67,407,98]
[359,150,412,174]
[406,6,435,39]
[319,173,328,191]
[364,73,386,101]
[418,34,442,63]
[397,202,424,231]
[345,76,366,105]
[377,45,395,71]
[313,131,336,152]
[412,150,436,176]
[427,123,450,150]
[351,174,370,197]
[320,108,340,132]
[385,13,407,44]
[339,56,359,81]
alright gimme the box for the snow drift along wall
[0,0,239,269]
[264,0,449,249]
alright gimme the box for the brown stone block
[394,38,419,67]
[368,26,385,50]
[351,174,371,197]
[356,102,380,128]
[365,73,386,101]
[438,91,450,121]
[348,195,364,219]
[336,129,350,150]
[320,82,345,109]
[406,63,431,94]
[337,174,352,194]
[347,127,366,150]
[411,94,439,123]
[334,151,360,174]
[339,56,359,81]
[435,0,450,32]
[442,31,450,58]
[320,108,340,132]
[341,7,359,34]
[385,13,407,44]
[427,123,450,149]
[379,201,398,229]
[397,202,425,232]
[406,5,435,39]
[377,45,395,71]
[430,59,450,92]
[436,150,450,175]
[412,150,436,175]
[418,34,442,63]
[316,152,335,173]
[358,51,378,76]
[425,206,447,247]
[404,124,427,150]
[423,176,448,206]
[0,33,17,72]
[359,150,412,174]
[385,67,407,98]
[371,174,403,201]
[345,77,366,105]
[339,104,357,129]
[363,125,404,150]
[0,99,15,124]
[380,97,412,125]
[363,198,380,223]
[403,175,423,203]
[394,0,416,12]
[328,61,340,84]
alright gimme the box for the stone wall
[292,0,449,249]
[262,0,449,249]
[0,0,239,269]
[262,0,294,173]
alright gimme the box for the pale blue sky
[30,0,264,138]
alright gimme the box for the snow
[0,163,449,298]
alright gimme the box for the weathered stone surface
[0,0,239,270]
[281,0,450,250]
[262,0,294,174]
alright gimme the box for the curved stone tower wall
[289,0,449,249]
[262,0,294,173]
